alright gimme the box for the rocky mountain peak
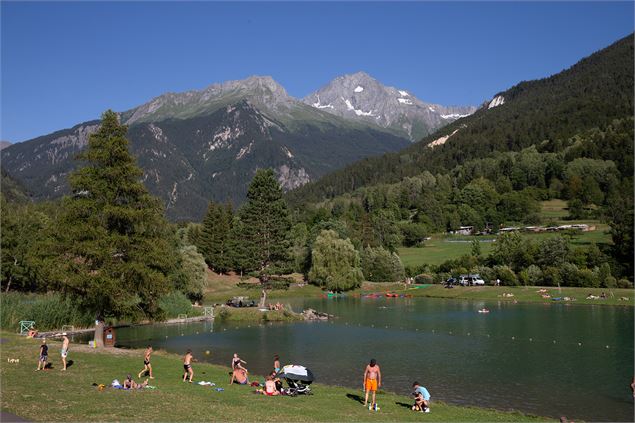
[303,72,476,141]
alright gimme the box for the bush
[308,230,363,292]
[0,292,94,331]
[361,246,405,282]
[414,274,434,284]
[576,268,599,287]
[493,265,518,286]
[525,265,543,286]
[542,266,562,286]
[617,278,633,289]
[158,292,199,319]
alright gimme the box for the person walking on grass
[60,333,69,371]
[363,358,381,410]
[36,339,48,371]
[183,349,194,383]
[138,346,154,379]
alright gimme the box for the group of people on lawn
[36,336,431,411]
[363,359,431,413]
[35,333,70,372]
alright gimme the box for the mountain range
[288,34,634,205]
[1,73,474,220]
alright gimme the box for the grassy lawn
[397,285,634,306]
[399,224,611,268]
[540,199,569,220]
[202,271,406,305]
[0,332,546,422]
[399,239,494,267]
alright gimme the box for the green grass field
[399,219,611,269]
[540,199,569,220]
[0,332,545,422]
[398,285,634,306]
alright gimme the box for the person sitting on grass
[36,339,48,371]
[123,374,149,389]
[230,368,249,385]
[257,375,280,396]
[269,371,284,393]
[412,381,431,413]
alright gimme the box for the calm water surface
[108,297,634,421]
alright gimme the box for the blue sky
[1,1,633,142]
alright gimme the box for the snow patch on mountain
[488,95,505,109]
[281,146,294,158]
[344,98,375,117]
[440,113,471,120]
[311,95,335,109]
[399,90,409,97]
[398,98,413,105]
[354,86,364,93]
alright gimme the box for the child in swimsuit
[273,354,281,373]
[36,339,48,371]
[231,353,247,371]
[183,350,194,382]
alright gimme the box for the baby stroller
[276,365,314,396]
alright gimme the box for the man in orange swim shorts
[363,358,382,409]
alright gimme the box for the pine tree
[198,202,233,273]
[237,169,291,306]
[52,110,177,321]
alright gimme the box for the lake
[106,297,634,421]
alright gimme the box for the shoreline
[0,331,549,422]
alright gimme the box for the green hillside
[288,34,634,205]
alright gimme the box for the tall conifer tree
[53,110,176,320]
[199,202,233,273]
[236,169,290,305]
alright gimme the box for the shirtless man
[60,333,69,371]
[363,358,381,409]
[182,349,194,382]
[138,346,154,379]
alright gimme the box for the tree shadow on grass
[346,393,364,404]
[395,401,412,409]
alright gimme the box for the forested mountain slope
[288,34,634,204]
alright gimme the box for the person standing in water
[138,346,154,379]
[60,333,69,371]
[182,349,194,383]
[363,358,382,409]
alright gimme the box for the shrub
[308,230,363,292]
[576,268,599,287]
[493,265,518,286]
[0,292,94,331]
[158,291,199,319]
[617,278,633,289]
[361,246,405,282]
[414,274,434,284]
